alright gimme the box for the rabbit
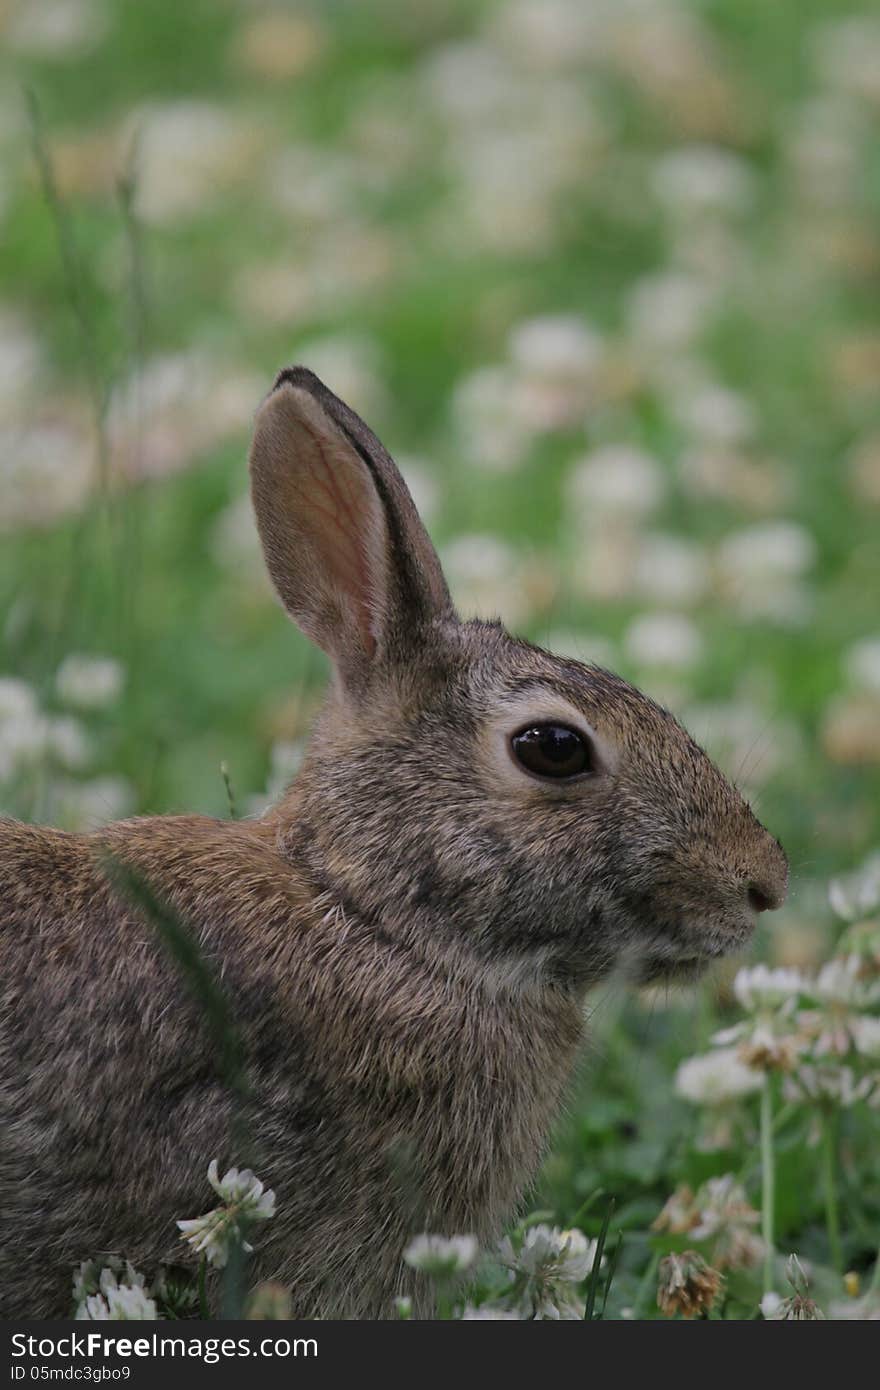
[0,366,788,1320]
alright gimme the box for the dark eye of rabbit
[510,724,592,779]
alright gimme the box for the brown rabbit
[0,367,788,1319]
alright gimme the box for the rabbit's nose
[745,839,789,914]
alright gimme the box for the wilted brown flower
[652,1185,699,1235]
[657,1251,724,1319]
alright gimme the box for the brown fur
[0,368,787,1319]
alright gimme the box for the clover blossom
[797,956,880,1057]
[73,1261,157,1321]
[497,1224,599,1320]
[656,1251,723,1319]
[403,1234,478,1278]
[654,1176,763,1271]
[177,1160,276,1269]
[713,965,806,1071]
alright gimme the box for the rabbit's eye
[510,723,592,780]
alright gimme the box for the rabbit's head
[250,368,787,991]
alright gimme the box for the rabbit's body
[1,368,788,1319]
[1,800,582,1319]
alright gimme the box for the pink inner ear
[296,415,378,658]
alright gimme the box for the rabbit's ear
[249,366,455,685]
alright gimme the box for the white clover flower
[712,968,808,1071]
[128,102,262,226]
[440,533,527,624]
[509,315,602,382]
[7,0,108,60]
[675,1047,763,1105]
[0,677,38,725]
[624,271,714,352]
[673,384,757,448]
[796,956,880,1056]
[829,854,880,922]
[178,1161,276,1269]
[403,1233,478,1278]
[47,716,91,771]
[73,1261,156,1321]
[0,417,95,528]
[852,1015,880,1058]
[731,965,807,1013]
[761,1290,783,1318]
[813,17,880,105]
[56,654,125,710]
[451,365,530,473]
[652,145,754,218]
[507,315,603,428]
[716,521,817,626]
[497,1224,598,1320]
[0,678,50,782]
[689,1176,764,1271]
[844,638,880,695]
[784,1063,879,1110]
[624,612,703,669]
[566,445,666,522]
[633,534,710,607]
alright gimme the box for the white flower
[497,1225,598,1320]
[844,638,880,695]
[731,964,806,1013]
[652,145,754,218]
[8,0,108,60]
[403,1234,478,1278]
[566,445,666,521]
[441,533,526,624]
[761,1291,783,1318]
[712,967,807,1071]
[813,17,880,105]
[206,1160,275,1215]
[0,677,38,726]
[507,315,603,428]
[852,1015,880,1058]
[795,956,880,1057]
[178,1161,276,1269]
[633,534,709,607]
[715,521,816,626]
[624,613,702,669]
[625,271,714,352]
[56,654,125,710]
[509,315,602,382]
[784,1064,879,1109]
[128,102,262,225]
[829,854,880,922]
[0,420,94,528]
[675,1048,763,1105]
[73,1261,156,1321]
[451,365,530,472]
[47,716,91,770]
[674,384,756,447]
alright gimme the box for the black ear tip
[271,365,327,398]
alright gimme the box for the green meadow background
[1,0,879,1317]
